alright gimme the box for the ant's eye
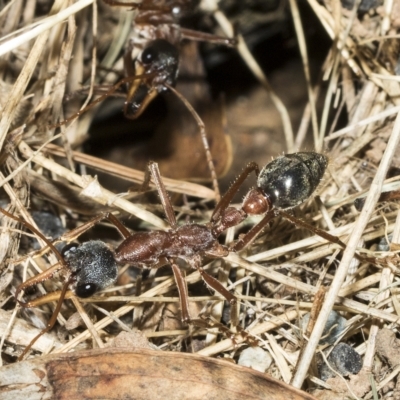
[75,283,98,298]
[141,46,157,64]
[61,242,79,258]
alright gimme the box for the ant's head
[125,40,180,119]
[61,241,118,298]
[140,39,179,87]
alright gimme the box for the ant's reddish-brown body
[4,152,333,360]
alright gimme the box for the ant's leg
[197,267,237,326]
[148,162,177,228]
[102,0,141,7]
[104,213,131,239]
[164,83,221,202]
[231,210,276,252]
[15,264,63,306]
[172,261,256,344]
[18,289,75,308]
[102,0,170,12]
[279,210,378,265]
[170,262,191,322]
[211,162,260,222]
[171,257,237,325]
[60,212,131,241]
[18,277,73,361]
[180,28,236,47]
[194,268,259,344]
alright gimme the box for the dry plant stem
[18,141,167,229]
[288,0,319,150]
[99,11,133,72]
[228,255,398,323]
[83,0,97,109]
[381,0,393,35]
[0,303,19,367]
[347,82,378,139]
[42,144,215,199]
[197,309,307,357]
[53,273,180,353]
[363,211,398,371]
[0,1,15,19]
[83,295,313,308]
[267,334,291,383]
[70,297,104,350]
[319,52,340,146]
[291,111,400,388]
[0,309,62,355]
[365,365,400,399]
[205,0,294,152]
[325,105,400,141]
[0,0,94,57]
[295,85,321,150]
[306,0,361,75]
[48,19,76,127]
[0,171,55,260]
[0,0,93,152]
[0,134,62,188]
[0,0,63,151]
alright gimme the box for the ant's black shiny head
[140,39,179,87]
[62,240,118,298]
[257,152,328,209]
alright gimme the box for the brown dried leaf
[0,348,318,400]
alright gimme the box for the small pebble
[301,311,347,345]
[378,233,393,252]
[19,211,66,251]
[34,211,66,250]
[319,343,362,381]
[341,0,382,12]
[238,346,272,373]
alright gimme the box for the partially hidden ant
[103,0,235,120]
[4,152,349,360]
[56,0,236,200]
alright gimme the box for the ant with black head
[4,151,359,361]
[56,0,236,200]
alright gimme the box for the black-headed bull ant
[56,0,236,200]
[4,152,354,360]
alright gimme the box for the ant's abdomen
[258,152,328,209]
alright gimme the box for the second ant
[58,0,236,199]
